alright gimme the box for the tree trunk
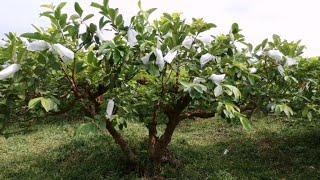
[64,64,141,173]
[105,119,138,165]
[86,99,139,168]
[149,102,159,161]
[150,94,191,170]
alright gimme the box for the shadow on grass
[168,128,320,179]
[1,120,320,179]
[2,114,85,138]
[1,135,135,179]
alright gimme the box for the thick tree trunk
[149,102,159,160]
[150,94,191,168]
[152,115,180,163]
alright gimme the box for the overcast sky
[0,0,319,56]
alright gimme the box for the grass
[0,116,319,179]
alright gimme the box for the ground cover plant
[1,117,319,179]
[0,0,319,177]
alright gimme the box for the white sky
[0,0,319,57]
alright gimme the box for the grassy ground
[0,116,319,179]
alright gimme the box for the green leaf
[147,64,160,77]
[87,51,98,65]
[302,108,313,121]
[283,105,294,117]
[59,14,68,28]
[70,14,80,21]
[28,97,43,109]
[146,8,157,15]
[103,0,109,7]
[41,3,54,10]
[108,8,118,21]
[193,84,207,94]
[74,2,83,16]
[214,85,223,97]
[223,85,241,101]
[115,14,124,27]
[272,34,281,44]
[179,80,192,92]
[21,32,51,41]
[239,117,253,131]
[57,2,67,11]
[231,23,239,34]
[75,61,86,73]
[275,104,294,117]
[40,98,57,112]
[261,38,268,49]
[83,14,94,21]
[254,44,262,53]
[91,2,103,9]
[284,76,298,83]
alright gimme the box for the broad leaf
[28,97,43,109]
[214,85,223,97]
[40,98,57,112]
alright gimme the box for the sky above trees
[0,0,319,56]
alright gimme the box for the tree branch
[105,118,138,164]
[181,109,215,119]
[149,102,159,156]
[58,58,80,97]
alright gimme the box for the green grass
[0,117,319,179]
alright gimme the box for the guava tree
[0,0,319,176]
[232,35,302,116]
[234,34,320,119]
[0,1,250,173]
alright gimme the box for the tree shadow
[168,125,320,179]
[1,121,320,179]
[1,134,138,179]
[1,114,85,138]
